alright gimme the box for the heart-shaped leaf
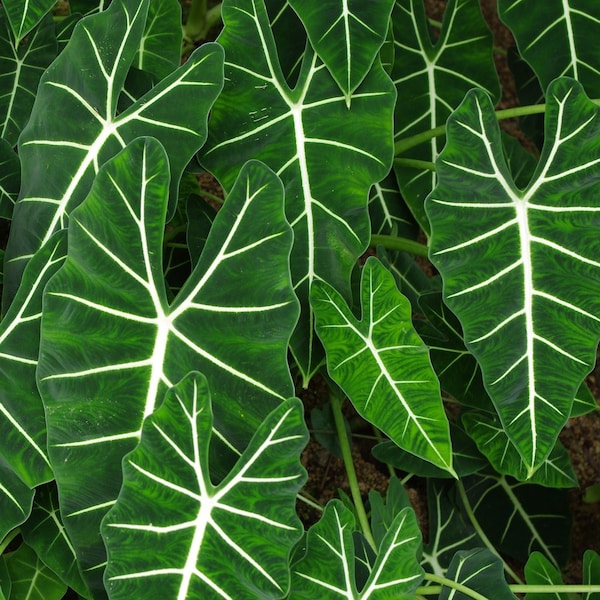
[3,0,224,307]
[426,77,600,476]
[312,256,454,474]
[103,372,307,599]
[201,0,395,383]
[38,139,298,592]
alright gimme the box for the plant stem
[329,385,377,551]
[456,480,524,584]
[394,99,600,155]
[184,0,208,41]
[370,234,429,257]
[420,573,487,600]
[394,157,436,172]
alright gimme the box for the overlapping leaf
[37,139,298,592]
[288,0,394,105]
[312,257,454,474]
[426,78,600,476]
[290,500,424,599]
[0,9,56,146]
[391,0,499,231]
[2,0,55,45]
[3,0,224,307]
[499,0,600,97]
[103,373,307,599]
[201,0,395,383]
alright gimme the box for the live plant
[0,0,599,598]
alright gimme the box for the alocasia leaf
[0,457,33,543]
[426,77,600,476]
[0,139,19,219]
[584,550,600,598]
[392,0,500,232]
[3,0,224,308]
[2,0,55,45]
[287,0,395,106]
[103,373,307,599]
[499,0,600,97]
[201,0,395,383]
[0,9,56,146]
[290,500,424,599]
[312,257,454,474]
[523,552,567,600]
[37,139,298,593]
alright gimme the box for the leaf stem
[370,234,429,257]
[0,529,20,555]
[329,385,377,551]
[394,157,436,172]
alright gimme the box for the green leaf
[0,9,56,146]
[38,140,298,592]
[103,373,307,599]
[291,500,424,599]
[523,551,567,600]
[0,557,10,599]
[288,0,394,105]
[0,138,20,219]
[0,457,34,542]
[392,0,500,232]
[2,0,55,45]
[426,78,600,476]
[584,550,600,599]
[3,0,224,307]
[368,477,414,549]
[201,0,395,383]
[461,409,578,488]
[20,483,89,598]
[312,257,454,474]
[499,0,600,96]
[4,543,67,600]
[369,171,418,238]
[460,473,571,568]
[441,548,517,600]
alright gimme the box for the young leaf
[103,373,307,599]
[290,500,424,599]
[287,0,395,105]
[2,0,55,45]
[392,0,500,231]
[499,0,600,97]
[584,550,600,599]
[523,551,567,600]
[427,77,600,476]
[0,9,56,146]
[3,0,224,307]
[201,0,395,383]
[312,256,455,475]
[37,139,298,592]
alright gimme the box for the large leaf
[290,500,424,599]
[392,0,499,232]
[312,257,454,474]
[426,78,600,476]
[0,9,56,146]
[287,0,394,105]
[3,0,224,307]
[103,373,307,599]
[499,0,600,97]
[2,0,55,45]
[37,140,298,593]
[201,0,395,383]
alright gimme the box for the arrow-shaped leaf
[426,77,600,476]
[3,0,224,307]
[312,256,454,474]
[201,0,395,383]
[103,372,307,599]
[38,139,298,592]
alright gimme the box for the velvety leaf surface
[2,0,55,45]
[201,0,395,382]
[103,373,307,599]
[499,0,600,97]
[291,500,424,599]
[0,9,56,146]
[3,0,224,307]
[427,78,600,476]
[392,0,500,231]
[288,0,394,104]
[38,140,297,593]
[313,257,454,473]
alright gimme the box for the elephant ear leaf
[102,372,307,600]
[426,77,600,477]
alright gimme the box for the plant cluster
[0,0,599,598]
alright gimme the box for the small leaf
[312,257,454,474]
[583,550,600,599]
[103,373,307,599]
[523,552,567,600]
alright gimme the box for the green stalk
[370,234,429,257]
[329,384,377,551]
[394,157,436,172]
[184,0,208,42]
[0,529,20,555]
